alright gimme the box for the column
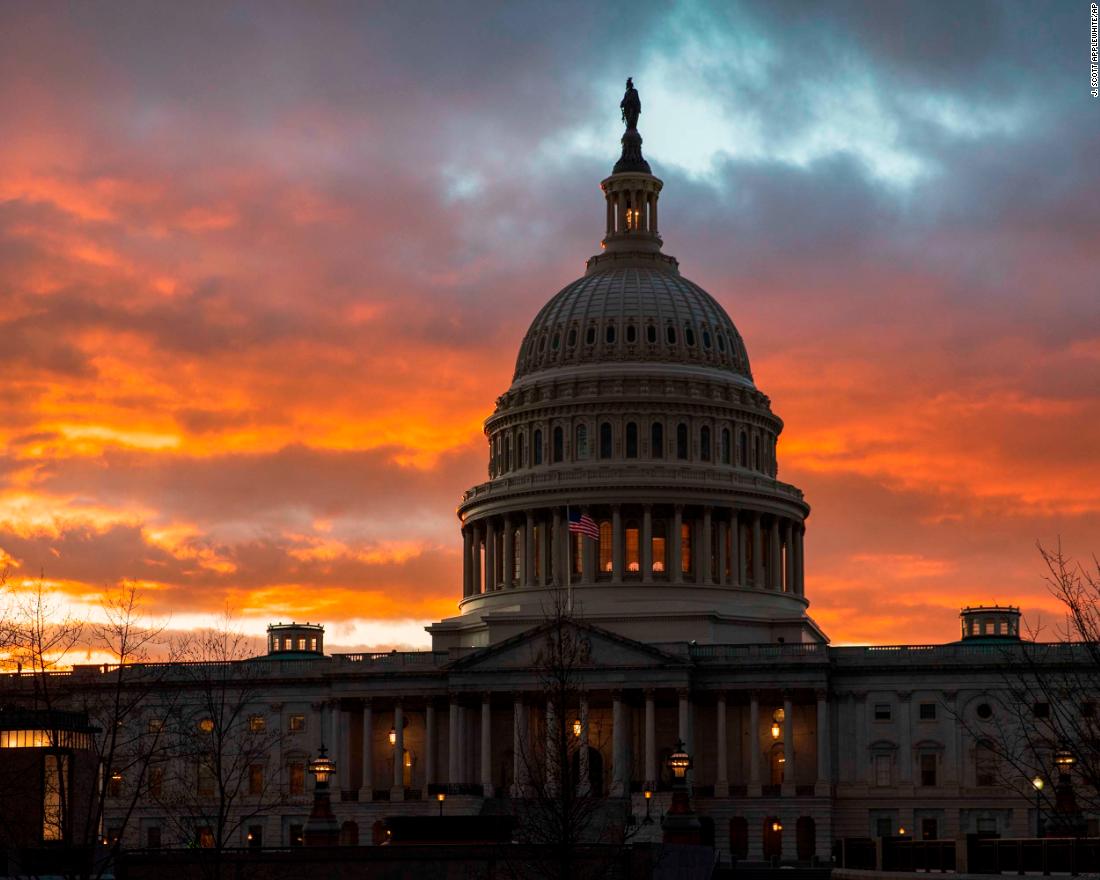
[484,518,497,591]
[611,691,628,796]
[335,703,348,794]
[512,695,528,797]
[794,525,805,595]
[782,692,795,795]
[701,506,712,584]
[582,507,596,582]
[749,692,762,795]
[752,513,764,588]
[770,518,781,590]
[898,691,912,784]
[944,690,958,786]
[717,518,728,586]
[462,527,472,597]
[784,521,795,593]
[672,505,684,584]
[716,692,729,797]
[539,517,550,587]
[502,515,513,588]
[816,690,830,796]
[327,702,342,793]
[471,524,483,595]
[855,692,868,785]
[644,689,657,787]
[578,694,591,796]
[651,189,658,233]
[641,505,653,584]
[425,702,436,790]
[481,695,493,796]
[732,511,743,585]
[360,700,373,800]
[448,695,461,784]
[552,508,564,586]
[391,702,405,800]
[612,504,624,580]
[524,511,535,586]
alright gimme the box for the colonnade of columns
[605,184,658,236]
[330,689,830,802]
[462,505,805,598]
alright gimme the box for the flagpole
[566,504,573,614]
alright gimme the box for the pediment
[447,619,689,674]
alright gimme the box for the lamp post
[437,791,446,817]
[304,745,340,846]
[1051,748,1084,837]
[643,788,653,825]
[1032,776,1045,838]
[661,740,702,845]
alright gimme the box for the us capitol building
[5,85,1066,862]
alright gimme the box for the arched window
[512,528,522,584]
[575,424,588,460]
[585,326,596,345]
[738,432,748,467]
[626,324,637,343]
[505,436,512,472]
[599,520,612,573]
[567,328,577,347]
[666,325,677,345]
[551,332,560,350]
[646,325,657,344]
[754,437,761,471]
[975,739,998,786]
[700,426,711,461]
[599,422,613,459]
[651,422,664,458]
[552,426,564,463]
[717,334,726,352]
[625,422,638,458]
[721,428,731,465]
[684,326,696,346]
[702,330,712,349]
[676,423,689,460]
[605,324,616,344]
[770,742,785,785]
[518,433,527,468]
[533,429,543,465]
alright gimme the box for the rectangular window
[288,761,305,796]
[977,818,997,835]
[289,824,304,847]
[652,535,666,573]
[919,702,936,721]
[43,754,69,841]
[681,523,692,573]
[1083,702,1096,718]
[874,703,892,721]
[148,765,164,798]
[1033,702,1050,719]
[197,764,215,798]
[147,718,164,734]
[249,715,266,733]
[247,825,263,848]
[310,638,317,651]
[297,638,306,650]
[921,818,938,841]
[197,826,215,848]
[625,527,640,573]
[289,714,305,732]
[876,817,893,837]
[571,531,582,575]
[599,520,612,573]
[920,753,937,787]
[874,754,891,787]
[146,826,161,848]
[249,763,264,795]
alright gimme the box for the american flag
[568,510,600,540]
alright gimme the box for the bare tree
[507,587,637,880]
[153,609,291,879]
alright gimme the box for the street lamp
[388,727,397,747]
[772,820,783,833]
[573,719,582,738]
[304,745,339,846]
[662,741,701,845]
[437,791,446,817]
[668,741,692,780]
[643,788,653,825]
[1032,776,1045,838]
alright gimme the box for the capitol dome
[429,84,819,651]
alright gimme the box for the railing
[690,642,827,661]
[426,783,485,797]
[970,836,1100,875]
[882,837,957,872]
[459,466,805,506]
[332,651,448,667]
[832,642,1096,666]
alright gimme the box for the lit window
[310,638,317,651]
[625,526,639,573]
[147,718,165,734]
[249,715,266,733]
[599,521,613,573]
[197,718,215,733]
[297,638,306,651]
[288,761,306,796]
[249,763,264,796]
[43,754,69,841]
[289,714,306,733]
[652,530,666,573]
[681,523,692,574]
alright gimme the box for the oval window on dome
[567,328,577,347]
[605,324,616,344]
[626,324,637,343]
[666,326,677,345]
[551,332,560,350]
[717,333,726,352]
[586,326,596,345]
[646,325,657,344]
[685,326,696,347]
[538,335,547,353]
[702,330,712,349]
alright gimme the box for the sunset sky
[0,1,1097,653]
